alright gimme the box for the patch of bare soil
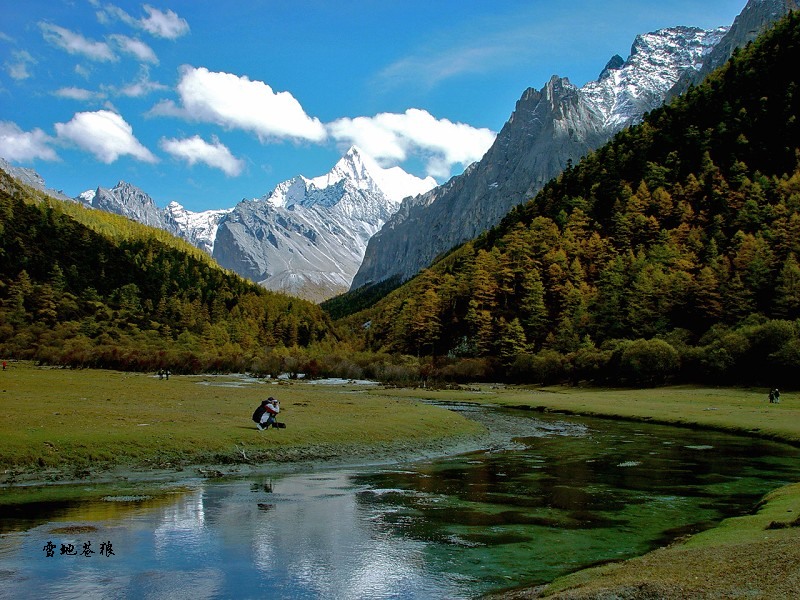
[48,525,99,535]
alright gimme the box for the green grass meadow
[0,362,482,478]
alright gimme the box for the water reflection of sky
[3,411,800,599]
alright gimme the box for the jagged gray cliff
[352,0,795,290]
[0,157,71,201]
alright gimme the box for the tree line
[336,12,800,387]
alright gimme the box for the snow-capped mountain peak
[72,181,229,254]
[262,176,313,209]
[309,146,374,190]
[165,201,231,254]
[78,189,96,205]
[263,146,436,210]
[211,147,436,301]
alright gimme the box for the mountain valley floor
[1,362,798,598]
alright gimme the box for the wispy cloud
[53,86,106,101]
[56,67,166,101]
[373,8,572,93]
[55,109,156,163]
[139,5,189,39]
[115,67,168,97]
[377,44,511,93]
[150,66,327,143]
[0,121,58,162]
[39,22,116,62]
[109,34,158,64]
[5,50,37,80]
[95,2,189,40]
[160,135,244,176]
[328,109,495,179]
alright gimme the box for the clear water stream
[2,406,800,599]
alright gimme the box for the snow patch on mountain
[581,26,728,131]
[165,201,231,254]
[76,181,231,254]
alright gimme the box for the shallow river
[2,405,800,599]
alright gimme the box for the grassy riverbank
[524,481,800,599]
[0,361,483,486]
[377,384,800,445]
[372,384,800,600]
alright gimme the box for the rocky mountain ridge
[668,0,800,99]
[351,0,792,290]
[77,182,230,255]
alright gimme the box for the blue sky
[1,0,747,212]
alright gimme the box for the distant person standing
[2,361,6,371]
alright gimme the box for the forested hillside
[340,12,800,387]
[0,171,336,372]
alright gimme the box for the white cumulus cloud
[160,135,244,176]
[0,121,58,162]
[54,110,156,164]
[328,109,495,179]
[39,22,116,62]
[151,66,327,143]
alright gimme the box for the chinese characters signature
[43,540,114,557]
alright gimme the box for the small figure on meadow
[252,397,281,430]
